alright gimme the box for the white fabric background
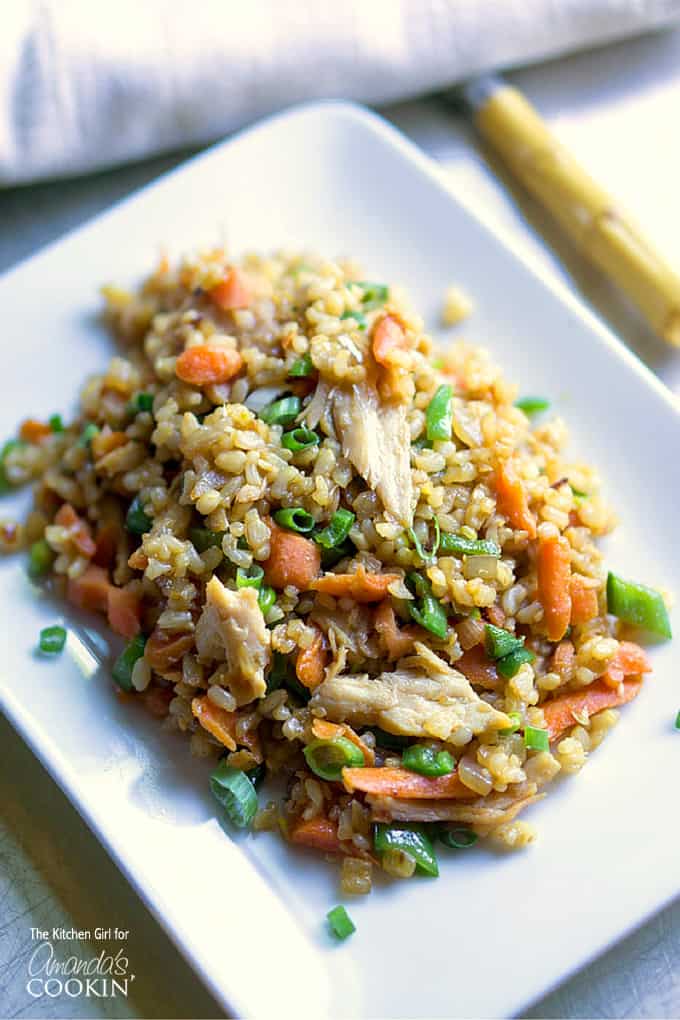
[2,0,680,184]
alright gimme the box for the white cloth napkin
[2,0,679,186]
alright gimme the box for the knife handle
[474,83,680,346]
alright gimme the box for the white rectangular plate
[1,102,679,1020]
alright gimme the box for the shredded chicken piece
[368,784,541,828]
[332,383,413,525]
[195,576,270,705]
[310,660,510,744]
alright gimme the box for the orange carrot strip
[374,601,417,660]
[175,346,243,386]
[289,816,342,854]
[55,503,97,558]
[537,532,572,642]
[543,678,643,740]
[66,564,111,612]
[144,629,195,671]
[495,461,537,538]
[372,314,406,366]
[20,419,52,443]
[107,586,142,639]
[570,576,599,626]
[93,519,120,568]
[342,766,470,799]
[455,645,499,689]
[208,268,252,311]
[311,565,400,604]
[262,521,320,590]
[191,696,237,751]
[311,718,375,766]
[295,627,328,690]
[601,640,652,689]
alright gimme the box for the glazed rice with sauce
[2,248,670,893]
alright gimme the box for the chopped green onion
[189,527,224,553]
[496,646,535,679]
[425,384,454,442]
[314,509,356,550]
[281,427,320,452]
[320,539,354,569]
[674,711,680,732]
[247,763,267,789]
[340,310,367,330]
[515,396,550,416]
[374,823,439,877]
[438,531,501,557]
[210,761,258,829]
[273,506,315,533]
[266,651,290,693]
[431,356,444,370]
[48,414,65,433]
[125,495,152,535]
[259,396,301,426]
[408,518,441,564]
[236,564,264,590]
[499,711,522,736]
[258,585,276,616]
[28,539,54,579]
[355,281,389,310]
[402,745,455,777]
[0,439,24,493]
[112,634,146,692]
[606,571,671,639]
[484,623,525,660]
[437,826,478,850]
[524,726,550,752]
[327,905,356,940]
[304,737,365,781]
[78,423,99,447]
[38,625,67,655]
[130,392,154,414]
[570,484,587,499]
[372,728,410,750]
[407,573,448,640]
[288,354,314,378]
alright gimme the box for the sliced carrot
[311,564,400,604]
[107,586,142,639]
[20,419,52,443]
[144,628,194,671]
[543,678,643,740]
[537,532,572,642]
[455,645,499,689]
[191,696,238,751]
[208,268,252,311]
[372,314,407,366]
[495,460,537,539]
[93,519,120,568]
[342,766,470,799]
[262,520,320,590]
[570,576,599,626]
[289,816,342,854]
[66,564,111,612]
[601,640,652,689]
[91,429,128,459]
[374,601,417,660]
[55,503,97,558]
[295,627,328,690]
[175,345,243,386]
[311,718,375,766]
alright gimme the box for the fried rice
[1,247,669,894]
